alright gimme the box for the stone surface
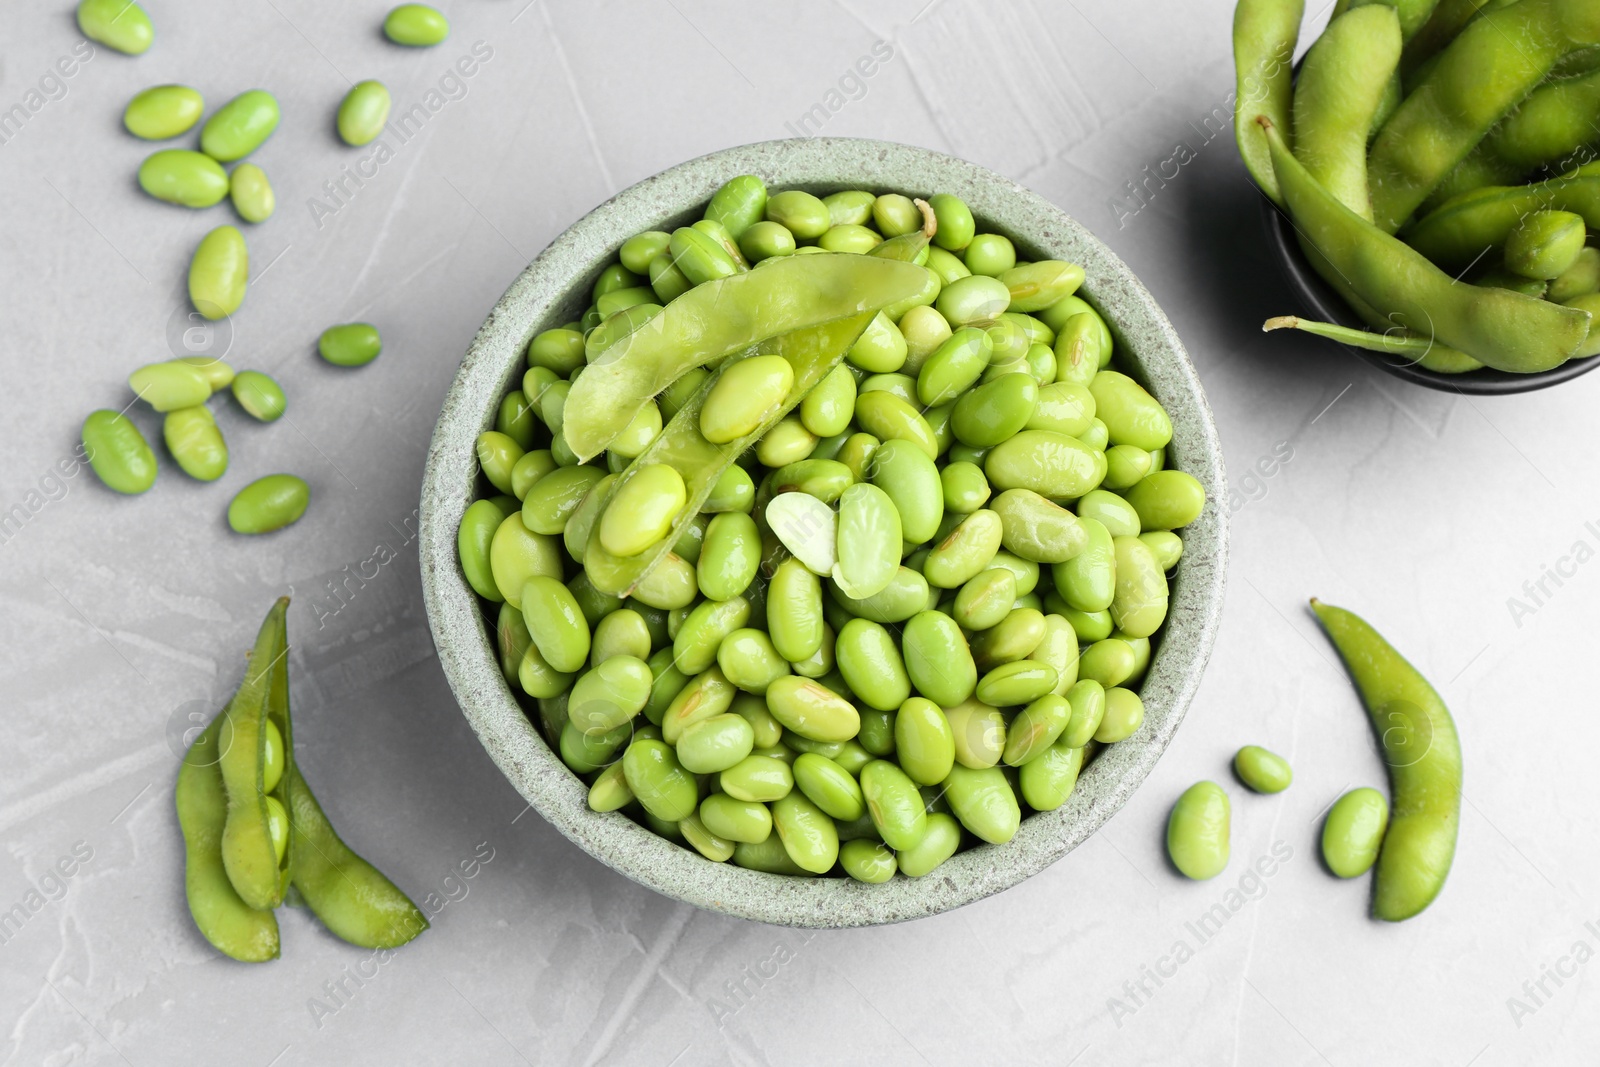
[3,2,1596,1064]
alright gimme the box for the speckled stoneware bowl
[419,138,1229,928]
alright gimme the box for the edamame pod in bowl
[420,139,1226,927]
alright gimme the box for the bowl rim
[418,136,1229,928]
[1259,195,1600,395]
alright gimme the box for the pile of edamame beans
[1237,0,1600,373]
[77,2,447,530]
[459,174,1209,882]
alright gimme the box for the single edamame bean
[793,753,865,821]
[588,762,633,812]
[527,328,586,375]
[765,190,831,239]
[488,513,562,609]
[976,660,1059,707]
[1234,745,1293,794]
[823,189,875,227]
[705,174,768,239]
[1027,382,1096,436]
[755,415,818,468]
[839,839,897,883]
[78,0,153,54]
[521,464,605,535]
[964,233,1016,276]
[319,323,382,367]
[475,432,524,496]
[600,464,685,558]
[591,609,650,665]
[945,698,1006,770]
[765,676,859,743]
[1094,686,1144,743]
[897,812,960,877]
[700,793,773,844]
[832,482,902,599]
[229,163,275,223]
[847,311,909,373]
[129,360,210,412]
[936,275,1011,325]
[1139,530,1183,571]
[1322,787,1390,878]
[861,760,927,850]
[902,609,977,707]
[1089,371,1172,450]
[227,475,309,534]
[338,81,391,146]
[669,226,740,285]
[1102,444,1152,490]
[701,355,794,443]
[1020,738,1085,811]
[872,193,922,237]
[1000,261,1084,312]
[623,740,698,822]
[917,326,994,407]
[1123,470,1206,531]
[660,668,736,743]
[677,714,756,774]
[1078,638,1136,689]
[225,371,283,425]
[521,576,591,673]
[82,410,157,494]
[738,220,796,262]
[972,608,1046,671]
[139,150,229,208]
[984,430,1103,499]
[698,512,760,600]
[771,793,839,874]
[124,85,203,140]
[383,4,450,46]
[835,619,910,712]
[943,764,1021,844]
[1110,536,1168,639]
[720,754,793,803]
[200,90,280,162]
[991,488,1087,564]
[1167,781,1230,880]
[941,461,991,512]
[818,224,882,254]
[894,697,955,785]
[953,568,1016,631]
[1053,517,1114,613]
[164,406,228,481]
[680,813,735,862]
[717,628,789,694]
[620,232,672,276]
[924,509,1003,589]
[1003,693,1071,765]
[702,464,755,514]
[928,193,975,251]
[673,597,751,675]
[189,225,248,320]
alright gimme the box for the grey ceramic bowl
[418,138,1229,928]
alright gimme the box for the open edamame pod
[1311,599,1461,921]
[218,598,291,910]
[1262,117,1591,371]
[176,712,280,962]
[564,254,929,461]
[581,313,879,598]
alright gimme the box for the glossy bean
[943,764,1021,844]
[1234,745,1293,794]
[924,509,1003,589]
[623,740,698,822]
[1167,781,1230,880]
[227,475,308,534]
[338,81,392,146]
[139,149,228,208]
[765,676,859,743]
[984,430,1102,499]
[82,410,157,494]
[945,699,1006,769]
[201,90,280,162]
[1019,738,1085,811]
[1093,686,1144,743]
[1322,787,1390,877]
[860,760,927,850]
[384,3,450,45]
[901,609,978,706]
[189,225,249,320]
[164,406,228,481]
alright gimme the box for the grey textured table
[3,2,1596,1064]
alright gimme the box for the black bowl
[1259,196,1600,395]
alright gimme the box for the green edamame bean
[1234,745,1293,794]
[849,709,889,759]
[963,233,1016,277]
[591,609,651,665]
[189,225,248,320]
[1057,605,1112,643]
[228,163,275,223]
[227,475,309,534]
[1122,471,1205,531]
[976,660,1059,707]
[861,760,927,850]
[835,619,910,712]
[705,175,768,239]
[672,596,751,675]
[755,415,818,468]
[495,392,540,454]
[200,90,280,162]
[984,430,1102,499]
[765,190,831,239]
[894,697,955,785]
[971,608,1046,671]
[1077,637,1135,689]
[521,464,604,535]
[1053,517,1115,613]
[528,328,586,375]
[924,509,1003,589]
[902,610,977,707]
[1032,614,1080,695]
[562,473,615,562]
[475,432,523,496]
[125,85,203,140]
[164,406,228,481]
[853,391,937,459]
[1167,781,1230,880]
[1110,536,1168,639]
[1003,693,1071,765]
[488,513,562,609]
[940,461,991,513]
[701,355,795,444]
[600,464,685,558]
[925,246,971,286]
[619,232,671,277]
[697,512,760,600]
[644,251,692,303]
[829,566,930,624]
[1027,382,1096,437]
[702,464,755,514]
[78,0,153,54]
[384,4,450,46]
[1322,787,1390,878]
[822,189,875,227]
[817,224,881,254]
[928,193,975,251]
[763,557,823,663]
[943,764,1021,844]
[457,498,515,601]
[897,306,951,375]
[832,482,902,599]
[991,488,1087,564]
[765,676,859,743]
[129,360,210,412]
[733,836,812,874]
[954,568,1017,631]
[1094,686,1144,743]
[1102,445,1152,490]
[521,576,591,673]
[936,275,1011,325]
[338,81,391,146]
[767,459,854,505]
[643,648,688,725]
[793,753,865,821]
[700,793,773,844]
[672,812,731,862]
[790,621,835,679]
[866,439,943,543]
[668,226,740,286]
[771,793,840,873]
[82,410,157,494]
[868,193,919,238]
[1139,530,1183,572]
[676,714,756,775]
[841,312,904,374]
[623,740,698,822]
[917,326,994,406]
[140,149,230,207]
[587,762,633,812]
[1000,261,1084,312]
[717,628,788,694]
[859,372,917,407]
[595,286,657,321]
[720,753,793,803]
[559,719,628,773]
[940,697,1004,771]
[315,322,384,368]
[988,549,1039,597]
[1061,679,1105,748]
[839,839,896,883]
[799,364,857,439]
[1088,380,1168,452]
[738,220,797,262]
[895,812,957,877]
[1020,737,1084,811]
